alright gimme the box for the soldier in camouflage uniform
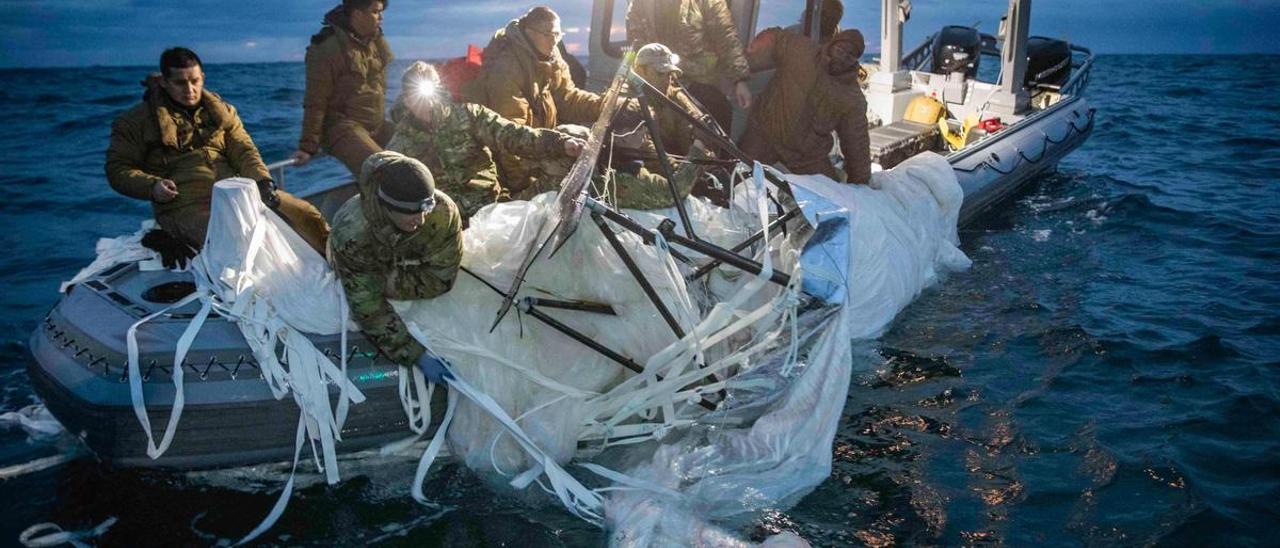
[602,141,708,210]
[387,62,585,221]
[626,0,753,131]
[329,151,462,378]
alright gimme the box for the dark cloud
[1,0,1278,68]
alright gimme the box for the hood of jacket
[141,73,230,149]
[489,19,560,72]
[320,5,380,47]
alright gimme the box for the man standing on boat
[466,6,604,195]
[329,151,462,383]
[626,0,753,132]
[105,47,330,257]
[290,0,394,176]
[739,27,871,185]
[388,62,586,222]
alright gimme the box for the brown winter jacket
[466,19,604,129]
[741,28,870,184]
[106,79,271,218]
[626,0,751,87]
[298,6,394,154]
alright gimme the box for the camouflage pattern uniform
[386,100,575,220]
[329,152,463,366]
[604,143,706,210]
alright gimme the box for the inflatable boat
[29,0,1093,471]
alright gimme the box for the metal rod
[586,199,694,264]
[658,220,792,287]
[687,207,804,281]
[521,304,643,374]
[635,90,696,240]
[523,297,616,316]
[522,303,717,412]
[592,213,687,339]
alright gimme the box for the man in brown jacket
[106,47,330,254]
[290,0,394,176]
[626,0,752,132]
[739,28,871,185]
[466,6,604,194]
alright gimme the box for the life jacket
[440,45,484,102]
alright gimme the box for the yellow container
[903,95,945,124]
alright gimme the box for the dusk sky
[2,0,1278,69]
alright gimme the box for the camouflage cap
[635,43,682,75]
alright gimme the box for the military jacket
[466,20,603,129]
[329,168,463,366]
[299,8,394,154]
[626,0,751,86]
[387,102,570,219]
[105,85,270,218]
[742,28,870,184]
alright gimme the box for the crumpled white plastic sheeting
[397,193,754,474]
[598,152,970,546]
[60,220,164,292]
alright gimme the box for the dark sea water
[1,55,1278,546]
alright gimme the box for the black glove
[256,178,281,210]
[141,228,197,270]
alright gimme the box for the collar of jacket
[494,20,558,69]
[143,78,229,149]
[323,5,381,48]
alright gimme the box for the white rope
[18,518,117,548]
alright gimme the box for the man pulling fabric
[329,152,463,383]
[739,28,871,184]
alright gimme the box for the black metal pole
[687,206,805,282]
[522,303,717,412]
[657,220,793,287]
[634,90,696,240]
[591,212,687,339]
[523,297,616,316]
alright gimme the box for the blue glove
[415,352,453,384]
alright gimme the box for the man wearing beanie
[329,151,463,383]
[739,27,871,184]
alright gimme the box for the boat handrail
[900,34,936,71]
[1059,44,1095,97]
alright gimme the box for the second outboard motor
[1025,37,1072,88]
[930,26,981,78]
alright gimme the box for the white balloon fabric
[114,151,968,545]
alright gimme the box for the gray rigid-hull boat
[29,0,1092,470]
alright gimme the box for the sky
[2,0,1278,69]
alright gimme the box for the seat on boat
[869,120,940,169]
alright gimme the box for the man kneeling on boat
[105,47,330,265]
[329,151,463,383]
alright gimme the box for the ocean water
[1,55,1277,546]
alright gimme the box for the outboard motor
[1025,36,1072,89]
[930,26,981,78]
